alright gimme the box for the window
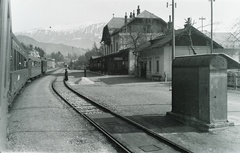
[24,58,27,68]
[143,26,147,33]
[147,24,151,33]
[149,61,151,72]
[20,55,22,69]
[18,52,21,70]
[104,46,106,55]
[129,25,132,33]
[113,42,115,53]
[16,52,19,70]
[156,60,159,72]
[14,49,17,70]
[116,42,118,52]
[10,49,13,71]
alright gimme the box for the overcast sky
[11,0,240,33]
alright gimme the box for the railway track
[52,76,193,153]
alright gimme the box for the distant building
[211,32,240,62]
[63,57,71,64]
[47,58,56,69]
[210,32,240,49]
[28,49,40,58]
[213,48,240,62]
[89,56,100,71]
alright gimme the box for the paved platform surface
[5,70,117,152]
[66,70,240,153]
[5,69,240,152]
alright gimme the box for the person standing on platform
[64,68,68,81]
[84,65,86,77]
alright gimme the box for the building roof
[106,9,161,30]
[112,10,167,35]
[136,26,223,52]
[135,10,160,19]
[90,48,130,60]
[90,56,101,60]
[107,17,126,30]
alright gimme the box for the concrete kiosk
[167,54,240,131]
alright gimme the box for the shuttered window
[149,61,151,72]
[156,60,159,72]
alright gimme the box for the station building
[90,6,168,75]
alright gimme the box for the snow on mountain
[16,35,87,56]
[16,22,106,49]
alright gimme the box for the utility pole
[167,0,177,60]
[172,0,175,60]
[209,0,215,54]
[199,16,206,32]
[167,0,176,90]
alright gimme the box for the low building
[89,56,101,71]
[47,58,56,69]
[135,19,223,81]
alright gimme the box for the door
[141,62,147,77]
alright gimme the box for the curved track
[52,76,193,153]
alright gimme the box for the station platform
[67,70,240,153]
[6,69,240,152]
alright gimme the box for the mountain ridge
[16,22,106,49]
[16,35,87,56]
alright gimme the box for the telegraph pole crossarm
[199,16,206,33]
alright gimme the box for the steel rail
[52,77,133,153]
[64,80,193,153]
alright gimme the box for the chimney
[167,15,172,30]
[130,12,133,18]
[137,5,140,15]
[166,15,172,34]
[125,12,127,24]
[133,10,135,18]
[184,17,192,28]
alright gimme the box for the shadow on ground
[47,70,171,86]
[99,77,153,85]
[127,115,203,134]
[47,71,101,78]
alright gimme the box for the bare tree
[125,19,161,75]
[182,18,197,55]
[228,19,240,49]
